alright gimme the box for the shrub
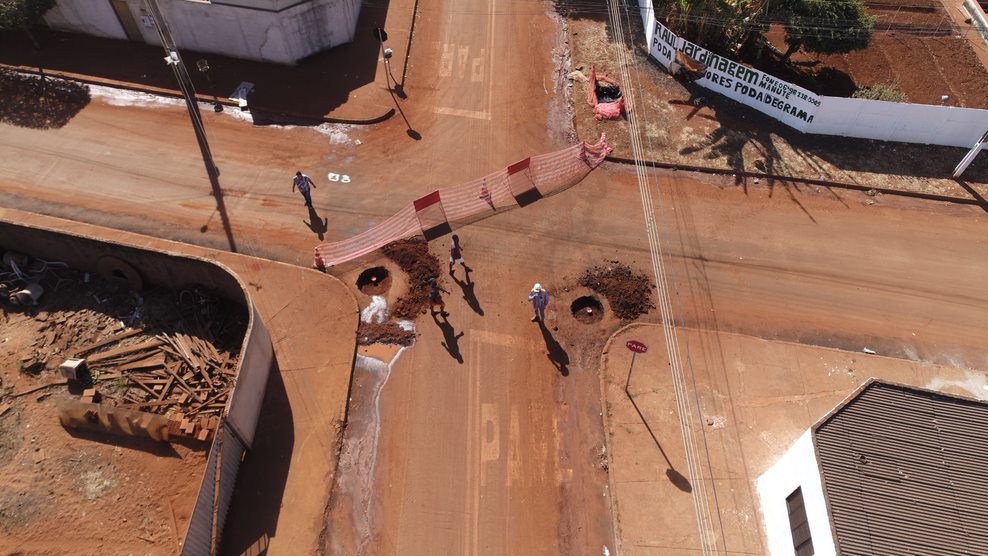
[852,81,908,103]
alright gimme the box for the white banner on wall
[637,1,988,148]
[645,16,821,131]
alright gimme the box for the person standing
[292,171,316,208]
[528,283,549,323]
[429,278,450,317]
[449,234,470,275]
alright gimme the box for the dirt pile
[579,262,655,320]
[382,238,441,319]
[357,322,416,346]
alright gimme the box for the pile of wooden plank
[70,328,239,441]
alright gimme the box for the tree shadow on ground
[0,69,90,129]
[538,321,570,376]
[671,74,988,186]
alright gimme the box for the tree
[0,0,56,48]
[780,0,875,62]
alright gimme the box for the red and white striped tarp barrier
[314,134,611,269]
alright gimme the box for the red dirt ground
[759,27,988,107]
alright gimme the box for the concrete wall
[46,0,362,65]
[756,430,837,556]
[44,0,127,40]
[807,96,988,148]
[0,219,273,556]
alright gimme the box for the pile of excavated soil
[579,262,655,320]
[356,322,416,346]
[381,238,442,319]
[0,70,91,129]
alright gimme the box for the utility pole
[143,0,237,252]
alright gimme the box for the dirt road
[2,0,988,554]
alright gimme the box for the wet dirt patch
[381,238,442,319]
[356,322,416,346]
[0,487,43,532]
[579,262,655,321]
[356,267,391,295]
[571,296,604,324]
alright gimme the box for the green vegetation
[0,0,56,48]
[780,0,875,61]
[852,81,908,103]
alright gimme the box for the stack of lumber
[70,328,238,441]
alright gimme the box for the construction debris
[2,250,246,444]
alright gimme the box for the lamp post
[196,59,223,113]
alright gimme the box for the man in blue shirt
[292,171,316,208]
[528,283,549,323]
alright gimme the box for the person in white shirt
[292,171,316,208]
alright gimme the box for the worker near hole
[528,283,549,323]
[429,278,449,317]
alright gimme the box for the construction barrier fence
[314,134,612,268]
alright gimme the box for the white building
[758,380,988,555]
[43,0,362,65]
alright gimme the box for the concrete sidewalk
[0,207,359,555]
[600,324,982,554]
[0,0,418,123]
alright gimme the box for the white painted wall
[807,96,988,148]
[45,0,127,40]
[47,0,362,65]
[756,430,836,556]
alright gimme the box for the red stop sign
[625,340,648,354]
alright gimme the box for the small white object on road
[863,347,877,355]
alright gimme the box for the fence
[314,134,612,268]
[638,1,988,148]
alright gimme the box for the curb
[1,64,396,126]
[603,155,983,207]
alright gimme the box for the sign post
[624,340,648,394]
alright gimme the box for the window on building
[786,487,814,556]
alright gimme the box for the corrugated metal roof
[813,382,988,555]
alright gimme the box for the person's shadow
[451,269,483,316]
[433,312,464,364]
[539,321,570,376]
[303,205,329,240]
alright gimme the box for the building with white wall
[43,0,362,65]
[758,380,988,555]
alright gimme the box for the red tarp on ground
[586,66,624,120]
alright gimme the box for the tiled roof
[814,381,988,555]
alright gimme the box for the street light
[196,59,223,113]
